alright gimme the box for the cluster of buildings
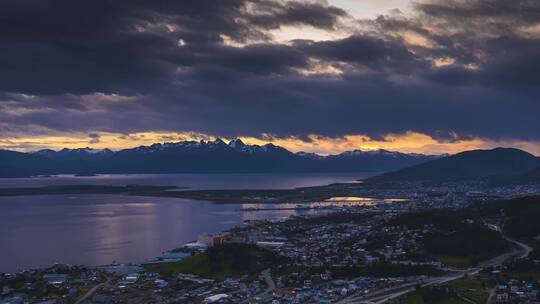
[244,214,439,272]
[0,201,435,303]
[3,183,540,303]
[0,264,106,304]
[338,181,540,209]
[132,205,441,303]
[495,279,539,303]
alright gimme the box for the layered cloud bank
[0,0,539,154]
[2,131,540,156]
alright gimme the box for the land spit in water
[0,183,369,204]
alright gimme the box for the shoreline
[0,183,376,204]
[0,199,387,274]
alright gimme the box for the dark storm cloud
[247,1,347,29]
[1,0,540,142]
[178,43,309,77]
[0,0,344,94]
[297,35,423,73]
[88,133,101,144]
[416,0,540,26]
[424,36,540,91]
[146,74,538,141]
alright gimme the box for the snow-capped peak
[296,151,323,159]
[339,149,367,157]
[228,138,246,149]
[211,138,226,145]
[337,149,400,157]
[34,147,113,159]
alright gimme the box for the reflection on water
[325,196,409,204]
[240,196,407,210]
[382,198,410,203]
[325,196,376,202]
[0,173,389,272]
[0,194,336,272]
[0,172,376,189]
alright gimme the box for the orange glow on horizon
[1,131,539,156]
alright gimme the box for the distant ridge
[368,147,540,183]
[35,147,114,160]
[0,139,437,177]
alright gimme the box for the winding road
[74,279,111,304]
[337,234,532,304]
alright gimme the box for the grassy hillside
[503,196,540,238]
[389,209,510,268]
[402,278,491,304]
[145,243,284,279]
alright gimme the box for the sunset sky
[1,0,539,155]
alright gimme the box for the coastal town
[3,0,540,303]
[2,184,540,304]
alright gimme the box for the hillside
[502,196,540,239]
[368,148,540,183]
[144,243,284,279]
[0,139,437,177]
[520,167,540,182]
[0,150,57,178]
[389,208,510,268]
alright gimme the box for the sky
[1,0,539,155]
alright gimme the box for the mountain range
[0,139,438,177]
[368,147,540,183]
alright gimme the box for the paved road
[338,235,531,304]
[504,236,533,259]
[261,269,276,292]
[74,279,111,304]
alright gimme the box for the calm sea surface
[0,172,371,189]
[0,173,376,272]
